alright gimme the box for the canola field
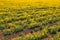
[0,0,60,40]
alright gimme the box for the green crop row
[0,6,60,36]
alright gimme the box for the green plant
[3,29,13,36]
[48,27,57,34]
